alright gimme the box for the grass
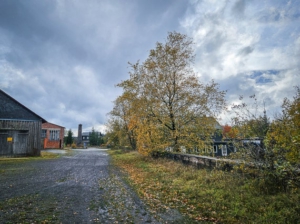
[108,149,300,223]
[0,150,68,175]
[0,194,60,223]
[0,150,71,162]
[0,150,70,223]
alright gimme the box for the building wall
[0,120,41,157]
[42,123,65,149]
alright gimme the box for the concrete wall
[167,153,236,170]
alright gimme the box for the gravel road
[0,148,178,223]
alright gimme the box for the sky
[0,0,299,135]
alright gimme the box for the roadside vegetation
[0,193,60,223]
[0,151,62,163]
[106,31,300,221]
[109,149,300,223]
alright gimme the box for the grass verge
[0,194,60,223]
[0,150,71,162]
[108,149,300,223]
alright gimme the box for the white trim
[222,145,227,156]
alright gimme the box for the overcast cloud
[0,0,299,135]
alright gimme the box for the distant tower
[77,124,82,146]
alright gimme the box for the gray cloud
[0,0,299,132]
[181,0,300,123]
[231,0,246,19]
[0,0,188,133]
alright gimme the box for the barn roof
[0,89,47,123]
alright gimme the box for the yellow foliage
[266,87,300,163]
[108,32,226,155]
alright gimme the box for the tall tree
[89,127,101,146]
[66,129,73,145]
[266,86,300,163]
[110,32,226,155]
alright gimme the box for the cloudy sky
[0,0,299,135]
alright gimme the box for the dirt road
[0,148,162,223]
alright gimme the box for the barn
[0,89,46,157]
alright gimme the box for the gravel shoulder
[0,148,183,223]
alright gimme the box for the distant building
[76,124,104,148]
[42,122,65,149]
[0,89,46,157]
[82,131,103,146]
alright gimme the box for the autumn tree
[109,32,226,155]
[222,124,238,139]
[266,86,300,164]
[229,95,270,163]
[106,118,131,149]
[109,93,138,150]
[231,95,270,139]
[230,90,300,192]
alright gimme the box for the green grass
[0,150,72,162]
[0,151,67,175]
[108,149,300,223]
[0,194,60,223]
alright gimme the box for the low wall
[166,153,237,170]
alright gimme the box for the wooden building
[42,122,65,149]
[0,89,46,157]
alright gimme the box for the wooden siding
[0,120,41,157]
[0,90,46,122]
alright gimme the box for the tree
[266,86,300,163]
[109,32,226,155]
[231,95,270,139]
[109,94,138,150]
[89,127,102,146]
[65,129,73,145]
[222,124,238,139]
[230,90,300,192]
[105,118,130,149]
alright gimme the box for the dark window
[214,145,218,153]
[18,130,29,134]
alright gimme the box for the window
[42,129,47,138]
[221,145,227,156]
[214,145,218,153]
[49,130,60,140]
[18,130,29,134]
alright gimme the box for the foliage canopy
[108,32,226,155]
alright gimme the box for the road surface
[0,148,167,223]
